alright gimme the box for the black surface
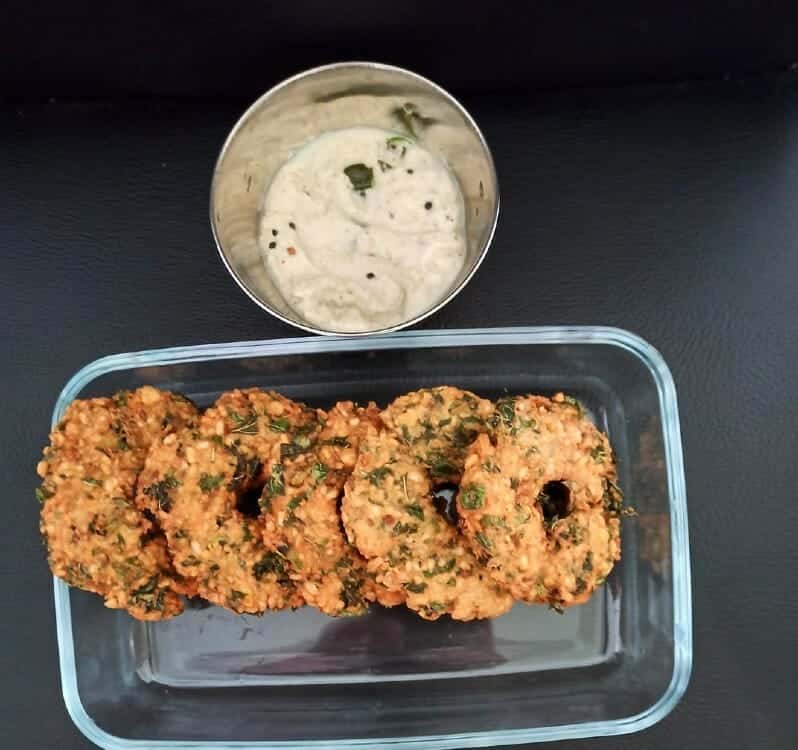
[3,76,798,748]
[4,0,798,98]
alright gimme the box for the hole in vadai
[538,480,571,526]
[236,481,265,519]
[431,483,460,526]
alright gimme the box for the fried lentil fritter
[135,388,324,614]
[39,385,625,621]
[380,386,493,482]
[458,394,622,608]
[263,401,402,615]
[38,388,198,619]
[343,428,513,621]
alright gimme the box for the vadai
[38,383,627,622]
[263,401,403,615]
[136,388,320,614]
[343,427,513,621]
[37,388,199,620]
[457,393,622,608]
[380,386,493,481]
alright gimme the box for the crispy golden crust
[343,427,513,621]
[458,394,622,608]
[38,396,140,494]
[136,427,304,614]
[204,388,323,473]
[37,389,199,620]
[262,402,401,615]
[135,389,323,614]
[380,386,494,482]
[118,386,199,455]
[39,385,625,620]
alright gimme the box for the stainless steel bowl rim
[209,61,500,337]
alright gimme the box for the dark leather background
[4,0,798,98]
[3,71,798,748]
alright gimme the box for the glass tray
[51,327,692,748]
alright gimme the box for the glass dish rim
[50,325,692,749]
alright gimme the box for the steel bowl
[210,61,500,336]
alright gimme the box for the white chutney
[259,127,467,332]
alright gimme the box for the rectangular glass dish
[51,326,692,748]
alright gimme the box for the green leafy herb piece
[491,398,516,429]
[481,514,507,529]
[400,425,412,444]
[602,477,624,515]
[112,421,130,451]
[230,590,246,603]
[364,466,392,486]
[517,417,539,433]
[311,462,328,484]
[563,522,584,545]
[404,581,427,594]
[131,576,165,613]
[509,477,520,490]
[377,159,393,172]
[474,531,493,552]
[321,436,350,448]
[423,558,456,578]
[427,601,447,613]
[113,390,128,407]
[286,493,308,515]
[392,521,418,535]
[406,503,424,520]
[583,551,593,572]
[181,555,201,567]
[340,574,368,613]
[229,410,258,435]
[143,474,181,512]
[574,577,587,595]
[283,492,309,527]
[65,562,93,585]
[253,552,286,580]
[459,484,485,510]
[418,419,436,441]
[279,442,303,459]
[590,444,606,462]
[279,428,315,459]
[35,486,54,504]
[534,582,549,599]
[394,102,420,137]
[451,423,479,448]
[82,477,102,487]
[343,163,374,191]
[561,395,583,414]
[427,454,458,478]
[387,543,413,566]
[268,464,285,495]
[199,473,224,493]
[269,417,291,433]
[386,135,413,156]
